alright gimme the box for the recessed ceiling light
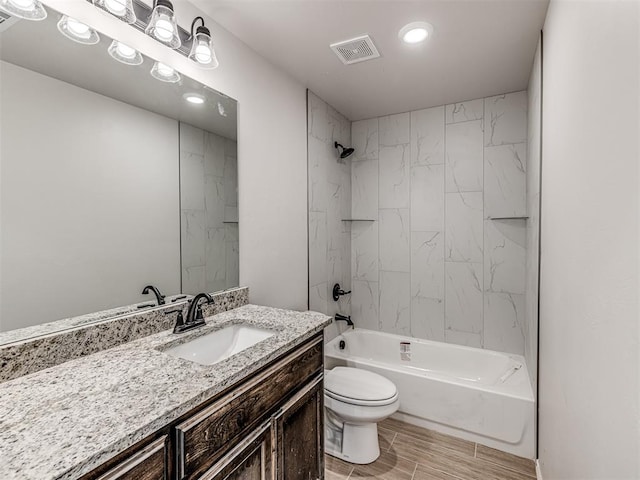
[399,21,433,44]
[184,93,205,105]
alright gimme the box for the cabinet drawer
[94,436,168,480]
[175,336,323,479]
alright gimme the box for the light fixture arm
[190,16,205,39]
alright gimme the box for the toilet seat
[325,367,398,406]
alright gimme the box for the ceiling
[0,7,237,139]
[191,0,549,120]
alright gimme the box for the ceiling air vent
[330,35,380,65]
[0,10,19,32]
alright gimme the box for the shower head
[334,142,355,159]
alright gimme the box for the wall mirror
[0,4,238,343]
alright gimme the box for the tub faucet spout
[335,313,354,328]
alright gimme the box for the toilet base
[325,420,381,465]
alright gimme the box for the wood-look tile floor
[325,418,536,480]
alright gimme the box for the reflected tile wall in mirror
[180,124,239,295]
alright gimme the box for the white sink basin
[164,324,275,366]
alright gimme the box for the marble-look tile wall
[180,123,239,295]
[307,92,352,342]
[351,91,528,354]
[525,37,542,385]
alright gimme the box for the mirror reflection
[0,5,238,339]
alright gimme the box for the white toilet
[324,366,400,464]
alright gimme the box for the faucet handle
[165,309,185,333]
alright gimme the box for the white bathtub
[325,329,535,458]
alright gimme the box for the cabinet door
[94,436,168,480]
[196,422,274,480]
[274,374,324,480]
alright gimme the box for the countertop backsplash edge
[0,287,249,383]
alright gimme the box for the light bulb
[156,62,174,76]
[403,28,428,44]
[153,17,174,41]
[104,0,125,16]
[66,18,90,37]
[57,15,100,44]
[195,42,212,64]
[150,61,180,83]
[8,0,35,10]
[108,40,143,65]
[116,42,136,59]
[398,22,433,45]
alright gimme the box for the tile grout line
[474,442,478,458]
[410,462,418,480]
[387,431,398,451]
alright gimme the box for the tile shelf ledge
[488,216,529,220]
[341,219,376,221]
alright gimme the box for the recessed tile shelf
[341,219,376,221]
[488,216,529,220]
[223,221,239,224]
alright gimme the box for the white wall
[538,1,639,478]
[0,61,180,330]
[42,0,309,311]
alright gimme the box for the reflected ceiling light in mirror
[57,15,100,45]
[398,21,433,44]
[108,40,143,65]
[150,61,181,83]
[145,0,180,49]
[93,0,136,24]
[183,93,205,105]
[188,16,218,69]
[0,0,47,21]
[217,102,227,117]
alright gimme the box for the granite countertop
[0,305,331,480]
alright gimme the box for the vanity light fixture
[150,61,181,83]
[108,40,143,65]
[0,0,47,21]
[183,93,205,105]
[398,21,433,44]
[57,15,100,45]
[93,0,136,24]
[188,16,218,69]
[145,0,181,49]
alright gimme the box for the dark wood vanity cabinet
[81,334,324,480]
[195,421,274,480]
[90,436,169,480]
[274,376,324,480]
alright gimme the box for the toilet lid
[325,367,397,403]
